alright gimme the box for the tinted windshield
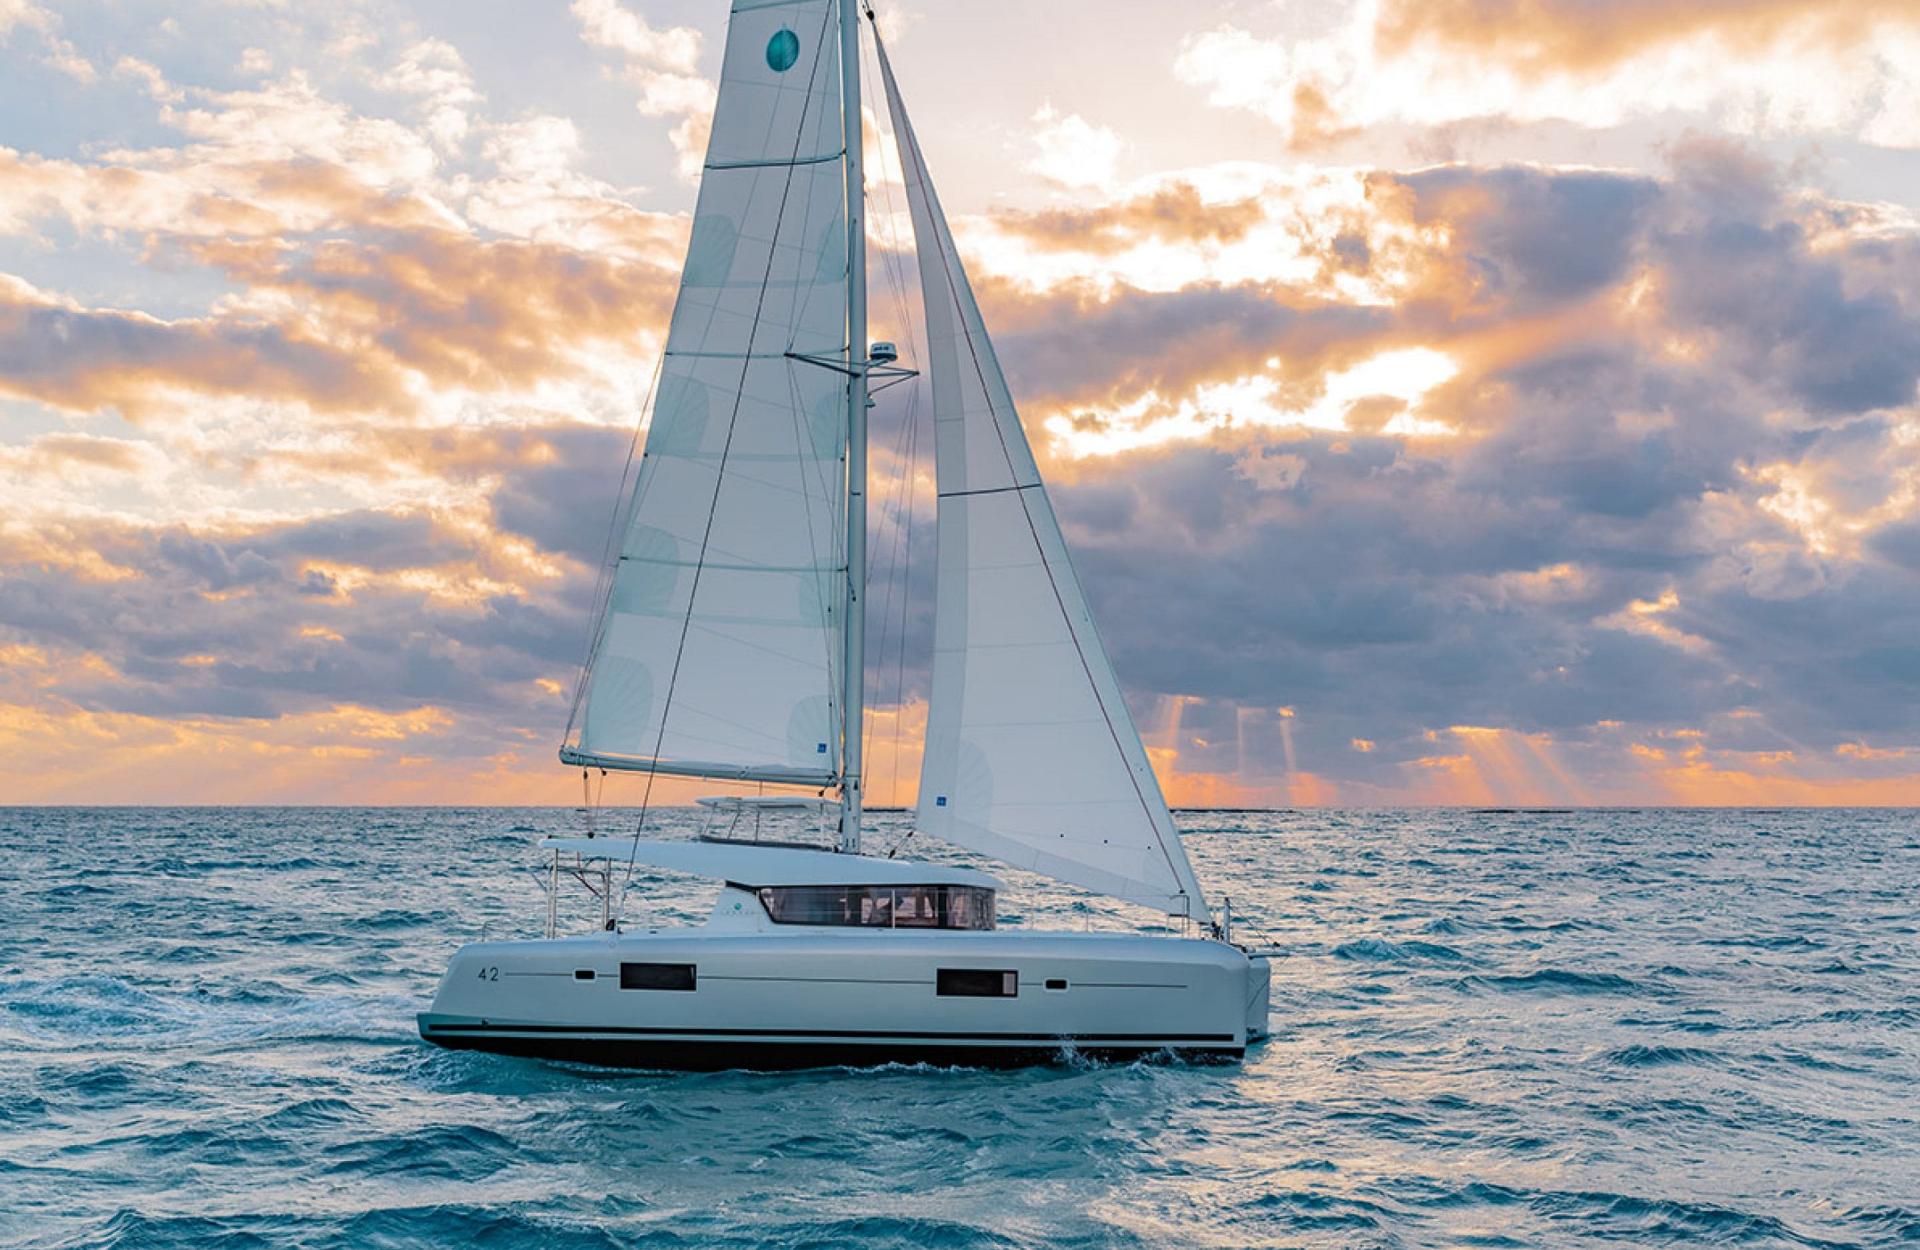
[757,884,995,930]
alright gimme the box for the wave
[1525,1188,1841,1247]
[0,973,417,1049]
[1602,1044,1725,1068]
[1391,1181,1855,1248]
[1240,1188,1389,1231]
[1464,968,1649,996]
[1702,933,1824,950]
[86,1205,641,1250]
[1332,936,1474,963]
[343,907,448,932]
[318,1124,522,1181]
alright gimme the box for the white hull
[420,917,1271,1071]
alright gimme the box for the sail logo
[766,28,800,72]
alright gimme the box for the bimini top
[538,838,1001,892]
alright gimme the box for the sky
[2,0,1919,806]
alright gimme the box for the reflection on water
[1,806,1915,1248]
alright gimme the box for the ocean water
[1,807,1916,1250]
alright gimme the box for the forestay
[876,42,1211,922]
[565,0,851,786]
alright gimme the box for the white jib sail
[877,42,1211,921]
[566,0,851,785]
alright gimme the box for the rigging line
[858,442,909,766]
[869,349,919,603]
[883,45,1194,910]
[773,396,843,655]
[875,355,925,802]
[856,278,929,798]
[770,109,847,748]
[779,364,843,734]
[768,69,841,690]
[859,22,923,373]
[886,381,922,807]
[618,12,839,910]
[849,346,914,761]
[565,351,666,745]
[866,404,922,806]
[859,22,929,807]
[867,189,915,365]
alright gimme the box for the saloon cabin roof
[538,838,1002,891]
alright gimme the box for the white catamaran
[419,0,1272,1069]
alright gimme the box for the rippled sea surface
[2,807,1917,1249]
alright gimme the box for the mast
[838,0,867,854]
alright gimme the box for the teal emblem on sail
[766,28,799,72]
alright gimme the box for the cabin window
[937,968,1018,997]
[756,884,995,930]
[620,962,696,991]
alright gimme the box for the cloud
[0,0,95,84]
[374,38,482,152]
[186,227,678,399]
[1175,1,1920,148]
[1,431,162,476]
[567,0,700,71]
[983,277,1394,414]
[0,41,691,439]
[988,181,1266,255]
[0,499,589,720]
[1027,104,1122,189]
[954,143,1920,467]
[1374,0,1915,74]
[1371,164,1660,312]
[0,177,677,421]
[159,70,446,187]
[0,272,399,416]
[569,0,714,181]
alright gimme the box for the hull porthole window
[620,962,696,991]
[937,968,1018,998]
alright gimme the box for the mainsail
[876,42,1211,921]
[564,0,853,786]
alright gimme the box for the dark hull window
[621,962,696,991]
[937,968,1018,998]
[758,885,995,930]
